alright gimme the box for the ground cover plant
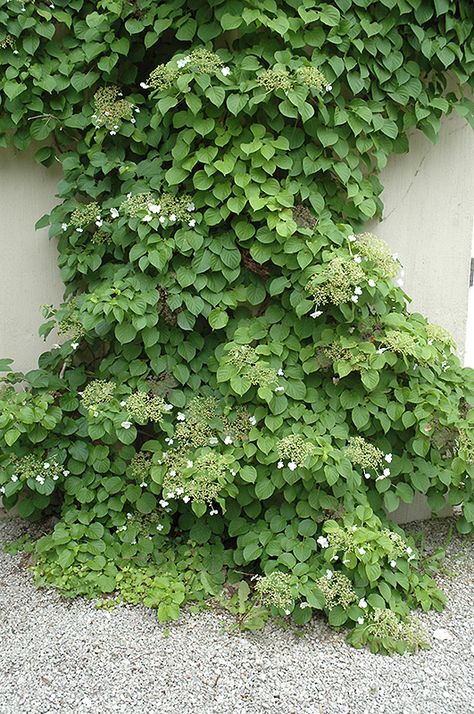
[0,0,474,654]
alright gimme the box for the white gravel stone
[0,514,473,714]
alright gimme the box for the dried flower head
[457,428,474,463]
[0,35,15,49]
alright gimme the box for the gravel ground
[1,513,473,714]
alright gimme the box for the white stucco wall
[373,111,474,362]
[0,147,63,373]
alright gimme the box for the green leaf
[434,0,449,14]
[255,478,275,500]
[136,492,157,514]
[208,309,229,330]
[384,491,400,513]
[3,81,27,100]
[412,470,430,493]
[366,562,382,582]
[319,4,340,26]
[463,502,474,523]
[227,93,248,115]
[4,428,20,446]
[115,323,137,344]
[125,18,144,34]
[352,406,370,430]
[361,370,379,391]
[207,86,225,107]
[220,13,242,30]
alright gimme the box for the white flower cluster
[373,452,393,482]
[0,457,68,495]
[120,191,197,230]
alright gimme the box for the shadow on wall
[0,146,63,373]
[372,111,474,361]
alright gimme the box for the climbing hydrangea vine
[0,0,473,654]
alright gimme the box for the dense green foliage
[1,0,474,653]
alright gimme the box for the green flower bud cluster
[249,363,279,388]
[228,345,259,368]
[174,397,217,448]
[257,69,294,92]
[458,428,474,463]
[295,66,328,91]
[121,192,154,218]
[319,526,351,553]
[174,417,214,448]
[255,571,294,610]
[321,343,360,369]
[92,86,135,131]
[5,454,63,487]
[57,307,85,341]
[183,48,225,74]
[163,451,228,503]
[91,228,112,245]
[125,392,170,423]
[146,64,180,91]
[346,436,384,471]
[81,380,116,409]
[363,609,427,651]
[0,35,15,49]
[120,191,195,224]
[383,330,418,358]
[69,202,101,229]
[316,570,356,610]
[353,233,399,277]
[159,192,195,221]
[222,407,251,442]
[305,257,366,307]
[227,346,279,388]
[381,529,410,558]
[187,396,218,421]
[127,451,152,482]
[426,323,455,348]
[258,66,329,93]
[145,49,227,91]
[277,434,316,466]
[121,511,164,537]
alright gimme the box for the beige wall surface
[373,111,474,360]
[0,147,63,373]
